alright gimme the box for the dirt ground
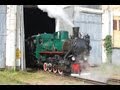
[0,69,88,85]
[85,64,120,80]
[0,64,120,85]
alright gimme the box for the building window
[119,20,120,31]
[113,20,117,30]
[113,16,120,48]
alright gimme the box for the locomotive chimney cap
[73,27,79,29]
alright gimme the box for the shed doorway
[23,5,55,68]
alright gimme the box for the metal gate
[74,12,102,65]
[0,5,7,68]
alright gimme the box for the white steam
[37,5,74,27]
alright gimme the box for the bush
[104,35,112,63]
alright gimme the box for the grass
[0,70,25,85]
[0,69,81,85]
[0,70,34,85]
[0,69,43,85]
[0,64,120,85]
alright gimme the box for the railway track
[51,73,108,85]
[62,75,108,85]
[52,72,120,85]
[70,77,108,85]
[27,68,120,85]
[107,78,120,85]
[70,75,120,85]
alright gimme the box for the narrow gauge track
[46,71,120,85]
[54,73,109,85]
[27,68,120,85]
[107,78,120,85]
[69,76,108,85]
[63,74,120,85]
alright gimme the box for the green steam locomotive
[26,27,91,75]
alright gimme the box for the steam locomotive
[25,27,91,75]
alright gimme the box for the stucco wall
[112,49,120,65]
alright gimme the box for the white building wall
[111,10,120,65]
[6,5,17,68]
[0,5,7,68]
[101,6,120,64]
[102,10,110,63]
[6,5,25,70]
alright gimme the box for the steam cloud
[37,5,74,27]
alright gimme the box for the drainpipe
[16,5,22,70]
[20,5,26,71]
[14,6,17,71]
[108,6,111,35]
[13,6,17,71]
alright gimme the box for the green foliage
[104,35,112,55]
[104,35,112,63]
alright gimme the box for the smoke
[37,5,74,27]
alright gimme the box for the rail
[55,73,120,85]
[107,78,120,85]
[53,73,108,85]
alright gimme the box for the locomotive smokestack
[73,27,79,38]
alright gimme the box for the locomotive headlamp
[71,56,76,61]
[84,56,88,61]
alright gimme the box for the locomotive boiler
[26,27,91,75]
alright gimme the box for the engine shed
[4,5,56,70]
[0,5,103,70]
[1,5,120,70]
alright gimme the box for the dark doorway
[24,5,55,68]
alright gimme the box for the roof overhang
[76,6,103,14]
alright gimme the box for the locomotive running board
[40,51,64,55]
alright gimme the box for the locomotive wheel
[53,67,57,74]
[58,68,63,75]
[43,62,48,71]
[48,63,52,72]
